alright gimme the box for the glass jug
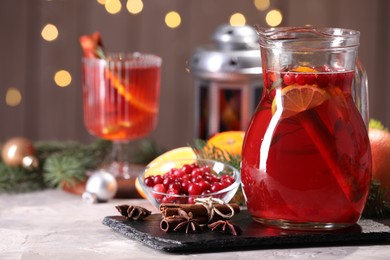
[241,26,372,230]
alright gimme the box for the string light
[54,70,72,88]
[5,87,22,107]
[229,13,246,26]
[41,24,58,42]
[254,0,270,11]
[165,11,181,28]
[265,9,283,27]
[127,0,143,14]
[105,0,122,14]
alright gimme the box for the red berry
[210,182,224,193]
[144,176,155,187]
[306,74,316,85]
[317,74,330,87]
[153,175,163,184]
[198,180,211,191]
[181,164,194,174]
[295,74,306,85]
[167,188,180,195]
[188,183,203,195]
[191,168,204,177]
[200,165,211,174]
[181,180,191,193]
[152,183,166,199]
[168,182,181,192]
[162,176,174,188]
[283,73,295,85]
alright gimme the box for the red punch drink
[82,54,161,141]
[241,27,371,230]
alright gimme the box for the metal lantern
[190,24,263,140]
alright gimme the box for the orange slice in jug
[272,84,328,118]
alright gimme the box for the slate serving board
[103,210,390,253]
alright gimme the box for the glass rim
[256,25,360,50]
[82,52,162,66]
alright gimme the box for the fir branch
[0,161,46,193]
[130,139,166,165]
[192,139,241,170]
[362,181,390,219]
[43,153,88,188]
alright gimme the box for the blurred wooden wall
[0,0,389,151]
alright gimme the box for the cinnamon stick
[159,203,240,224]
[160,215,187,232]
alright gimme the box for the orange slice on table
[135,147,197,199]
[272,84,328,118]
[206,131,245,157]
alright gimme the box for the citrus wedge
[206,131,245,156]
[272,84,328,118]
[291,66,317,73]
[135,147,197,199]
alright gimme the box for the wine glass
[82,52,162,193]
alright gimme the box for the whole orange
[369,128,390,192]
[206,131,245,157]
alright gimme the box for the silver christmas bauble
[83,170,118,202]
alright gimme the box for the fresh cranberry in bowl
[138,159,241,208]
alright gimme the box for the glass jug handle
[353,58,369,127]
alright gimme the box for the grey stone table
[1,189,390,260]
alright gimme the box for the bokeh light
[265,9,283,27]
[54,70,72,87]
[5,87,22,107]
[229,13,246,26]
[105,0,122,14]
[97,0,107,4]
[165,11,181,28]
[41,24,58,42]
[254,0,270,11]
[127,0,143,14]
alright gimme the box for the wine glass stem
[105,141,132,179]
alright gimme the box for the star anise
[173,209,202,234]
[208,220,242,236]
[115,204,151,220]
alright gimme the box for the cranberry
[295,74,306,85]
[306,74,317,85]
[317,74,330,87]
[191,168,204,177]
[188,183,203,195]
[198,180,211,191]
[210,182,224,193]
[283,73,295,85]
[152,183,166,199]
[144,176,155,187]
[181,180,191,192]
[162,176,174,188]
[181,164,194,174]
[167,187,180,195]
[168,182,181,192]
[153,175,163,184]
[200,166,211,174]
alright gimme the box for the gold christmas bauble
[1,137,38,169]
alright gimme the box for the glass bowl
[137,158,241,208]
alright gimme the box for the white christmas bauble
[84,170,118,202]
